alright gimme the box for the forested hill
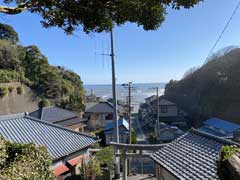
[165,48,240,125]
[0,23,85,112]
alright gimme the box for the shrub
[39,99,51,108]
[0,136,55,180]
[0,87,8,98]
[218,145,240,180]
[16,85,24,94]
[0,70,20,83]
[8,86,14,93]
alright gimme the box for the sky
[1,0,240,85]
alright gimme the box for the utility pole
[122,82,135,144]
[151,87,159,138]
[128,82,132,144]
[110,28,120,180]
[90,88,93,102]
[122,82,135,177]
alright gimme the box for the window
[105,113,113,120]
[161,106,168,113]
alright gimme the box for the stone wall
[0,82,39,115]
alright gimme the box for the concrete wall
[156,164,178,180]
[87,113,113,130]
[0,83,39,115]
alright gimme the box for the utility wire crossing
[207,0,240,59]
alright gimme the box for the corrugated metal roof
[151,129,240,180]
[203,118,240,133]
[0,113,97,161]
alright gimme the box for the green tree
[0,23,19,44]
[23,45,48,84]
[80,159,102,180]
[0,136,55,180]
[0,40,20,70]
[131,129,137,144]
[95,146,114,171]
[0,0,202,34]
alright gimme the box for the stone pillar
[122,150,128,180]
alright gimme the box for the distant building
[84,101,114,130]
[199,117,240,137]
[104,118,129,145]
[0,113,97,180]
[145,95,157,105]
[157,99,188,124]
[30,106,87,132]
[151,129,240,180]
[139,97,189,129]
[158,122,184,142]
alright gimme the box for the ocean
[84,83,165,110]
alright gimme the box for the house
[104,118,129,145]
[0,113,97,180]
[145,95,157,105]
[153,98,188,126]
[139,97,189,130]
[157,122,184,142]
[84,101,114,130]
[29,106,87,132]
[199,117,240,137]
[150,129,240,180]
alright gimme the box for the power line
[207,0,240,59]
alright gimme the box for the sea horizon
[84,83,166,110]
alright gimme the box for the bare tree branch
[0,2,31,15]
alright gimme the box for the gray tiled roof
[85,101,113,113]
[150,129,240,180]
[0,113,97,161]
[30,106,79,123]
[56,117,87,127]
[159,98,176,106]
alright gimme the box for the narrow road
[131,113,155,175]
[132,113,148,144]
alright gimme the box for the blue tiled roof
[198,127,227,137]
[150,129,240,180]
[104,118,129,131]
[204,118,240,133]
[0,113,97,161]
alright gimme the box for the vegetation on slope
[165,47,240,125]
[0,136,54,180]
[0,23,85,112]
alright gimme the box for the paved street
[132,113,148,143]
[131,113,155,175]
